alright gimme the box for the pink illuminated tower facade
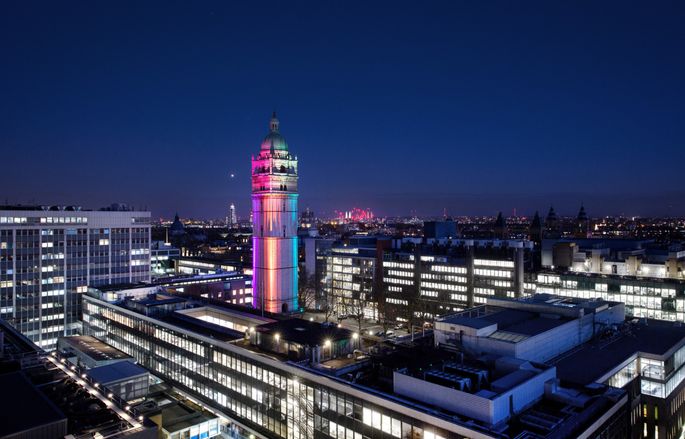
[251,113,298,313]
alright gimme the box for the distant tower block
[228,203,237,228]
[251,113,299,313]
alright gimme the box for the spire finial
[270,111,279,132]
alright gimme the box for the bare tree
[345,293,367,336]
[321,290,336,323]
[298,274,317,311]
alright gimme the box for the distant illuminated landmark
[251,113,298,313]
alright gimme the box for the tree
[298,274,317,311]
[345,293,367,337]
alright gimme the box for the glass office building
[0,206,151,349]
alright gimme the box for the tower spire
[270,111,279,132]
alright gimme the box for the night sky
[1,2,684,220]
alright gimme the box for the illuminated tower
[227,203,237,228]
[251,113,298,313]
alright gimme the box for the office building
[151,240,181,278]
[434,294,625,363]
[541,238,685,279]
[157,272,253,306]
[326,245,380,320]
[536,271,685,322]
[536,238,685,323]
[81,285,626,439]
[322,238,535,323]
[0,205,151,349]
[553,317,685,439]
[175,256,239,275]
[251,113,299,313]
[434,294,685,438]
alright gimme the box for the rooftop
[256,319,353,346]
[553,318,685,385]
[59,335,133,362]
[88,361,149,384]
[440,306,572,341]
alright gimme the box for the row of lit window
[431,265,467,274]
[474,268,511,278]
[474,259,514,268]
[420,281,467,292]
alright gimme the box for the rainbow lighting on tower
[251,112,299,313]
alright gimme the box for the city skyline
[2,2,684,219]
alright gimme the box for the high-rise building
[251,113,298,313]
[0,205,151,349]
[227,203,237,228]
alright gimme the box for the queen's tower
[251,113,298,313]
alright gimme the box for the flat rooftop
[130,293,186,307]
[553,318,685,385]
[441,307,571,339]
[439,294,622,342]
[88,361,149,384]
[160,402,218,434]
[177,306,273,330]
[256,319,353,346]
[59,335,133,362]
[394,349,552,398]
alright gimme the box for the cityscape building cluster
[2,113,685,439]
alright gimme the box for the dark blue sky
[1,1,684,219]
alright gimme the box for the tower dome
[260,112,288,151]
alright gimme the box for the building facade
[0,206,150,349]
[252,113,299,313]
[82,294,467,439]
[81,288,629,439]
[321,239,535,323]
[537,271,685,322]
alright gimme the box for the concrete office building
[0,205,151,349]
[321,238,535,324]
[433,294,685,439]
